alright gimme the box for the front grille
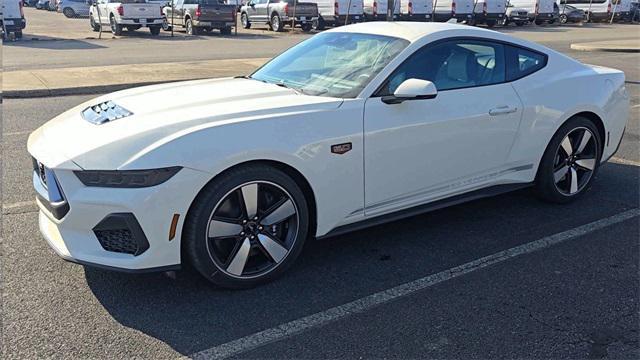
[518,11,527,15]
[95,229,139,255]
[93,213,150,256]
[81,101,133,125]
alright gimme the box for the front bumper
[31,158,211,272]
[474,12,505,22]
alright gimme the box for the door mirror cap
[382,79,438,104]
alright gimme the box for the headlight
[74,167,182,188]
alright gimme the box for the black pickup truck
[162,0,236,35]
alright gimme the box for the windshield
[251,32,410,98]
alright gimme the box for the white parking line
[2,200,37,211]
[188,208,640,360]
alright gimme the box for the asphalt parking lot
[2,8,640,360]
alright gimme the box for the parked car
[23,0,40,7]
[557,3,584,23]
[399,0,432,21]
[473,0,507,27]
[2,0,26,38]
[28,23,629,288]
[35,0,49,9]
[162,0,236,35]
[240,0,318,32]
[505,2,530,25]
[433,0,475,23]
[611,0,632,22]
[509,0,555,24]
[362,0,400,21]
[559,0,613,22]
[90,0,164,35]
[58,0,91,17]
[309,0,363,30]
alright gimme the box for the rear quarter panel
[507,53,629,176]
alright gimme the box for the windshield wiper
[274,81,304,95]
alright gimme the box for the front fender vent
[82,101,133,125]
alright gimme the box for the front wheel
[183,164,310,288]
[162,17,172,31]
[534,117,602,204]
[185,18,198,35]
[110,16,123,36]
[241,12,251,28]
[63,7,75,18]
[312,16,325,30]
[559,14,568,24]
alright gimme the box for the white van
[363,0,401,20]
[433,0,475,22]
[310,0,364,29]
[508,0,555,23]
[558,0,613,21]
[399,0,433,20]
[473,0,507,26]
[1,0,26,39]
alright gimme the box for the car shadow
[2,36,106,49]
[84,161,639,356]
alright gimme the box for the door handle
[489,106,518,116]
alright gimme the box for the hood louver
[82,101,133,125]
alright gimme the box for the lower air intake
[93,213,150,256]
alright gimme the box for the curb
[2,78,210,99]
[570,43,640,53]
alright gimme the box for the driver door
[363,39,523,215]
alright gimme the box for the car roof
[326,22,498,43]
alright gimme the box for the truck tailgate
[199,4,236,22]
[288,3,318,17]
[122,4,162,18]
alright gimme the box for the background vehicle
[48,0,58,10]
[631,1,639,21]
[23,0,39,7]
[310,0,363,30]
[2,0,26,39]
[363,0,400,21]
[240,0,318,32]
[557,3,585,22]
[90,0,164,36]
[611,0,632,22]
[163,0,236,35]
[473,0,507,27]
[35,0,50,9]
[433,0,475,23]
[399,0,432,21]
[509,0,555,24]
[58,0,91,17]
[505,3,529,24]
[558,0,612,22]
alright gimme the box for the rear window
[506,46,547,81]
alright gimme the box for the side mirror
[382,79,437,104]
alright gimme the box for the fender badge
[331,143,352,155]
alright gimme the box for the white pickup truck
[90,0,164,36]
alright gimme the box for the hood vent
[82,101,133,125]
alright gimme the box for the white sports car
[28,22,629,288]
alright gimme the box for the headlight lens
[74,167,182,188]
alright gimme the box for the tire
[534,19,544,25]
[149,25,161,35]
[270,12,283,32]
[15,31,23,39]
[110,15,123,36]
[300,22,312,32]
[560,14,568,24]
[548,19,556,24]
[63,7,75,18]
[183,164,310,288]
[516,21,525,26]
[220,26,232,35]
[534,117,602,204]
[241,12,251,29]
[486,19,496,28]
[185,18,198,35]
[90,16,100,32]
[312,16,325,30]
[162,17,172,31]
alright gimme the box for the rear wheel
[534,117,601,204]
[90,16,100,31]
[312,16,325,30]
[300,22,312,32]
[185,18,198,35]
[184,164,310,288]
[162,17,172,31]
[149,25,161,35]
[110,15,123,36]
[63,7,75,18]
[270,13,283,32]
[559,14,568,23]
[220,26,232,35]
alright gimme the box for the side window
[506,46,546,81]
[379,40,505,95]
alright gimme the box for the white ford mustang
[28,22,629,288]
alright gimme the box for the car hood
[28,77,344,170]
